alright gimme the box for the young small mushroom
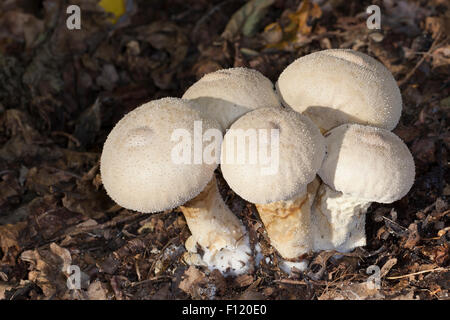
[276,49,402,132]
[100,97,252,275]
[182,67,281,131]
[311,124,415,252]
[220,107,325,270]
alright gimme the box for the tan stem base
[256,178,320,259]
[311,183,371,253]
[180,176,251,275]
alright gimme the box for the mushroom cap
[182,67,281,130]
[276,49,402,132]
[100,97,220,213]
[318,124,415,203]
[220,107,325,204]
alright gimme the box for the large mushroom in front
[100,97,251,275]
[220,107,325,271]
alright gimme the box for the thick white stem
[180,176,251,275]
[311,183,372,253]
[255,178,320,260]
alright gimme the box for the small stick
[51,131,81,147]
[274,279,308,285]
[398,30,444,87]
[129,276,174,287]
[386,267,448,280]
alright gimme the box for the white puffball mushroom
[312,123,415,252]
[276,49,402,132]
[182,67,281,131]
[101,98,216,213]
[220,107,325,262]
[100,97,252,275]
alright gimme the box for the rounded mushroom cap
[221,107,325,204]
[318,124,415,203]
[100,97,220,213]
[182,67,281,130]
[276,49,402,132]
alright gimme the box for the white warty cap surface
[318,123,415,203]
[221,107,325,204]
[100,97,220,213]
[276,49,402,132]
[182,67,281,130]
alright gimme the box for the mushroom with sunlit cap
[183,67,281,131]
[220,107,325,271]
[276,49,402,133]
[100,97,252,275]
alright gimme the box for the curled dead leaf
[0,222,26,263]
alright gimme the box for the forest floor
[0,0,449,300]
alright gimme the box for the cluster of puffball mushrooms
[100,49,415,276]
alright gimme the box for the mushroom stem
[311,183,372,253]
[180,176,251,275]
[255,178,320,260]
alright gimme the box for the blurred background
[0,0,448,300]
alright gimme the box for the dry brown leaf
[87,280,110,300]
[0,222,26,263]
[263,0,322,50]
[403,223,421,249]
[234,274,254,287]
[0,11,44,50]
[432,46,450,70]
[20,243,73,298]
[380,258,398,278]
[178,266,206,296]
[319,282,384,300]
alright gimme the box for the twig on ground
[386,267,448,280]
[398,30,445,87]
